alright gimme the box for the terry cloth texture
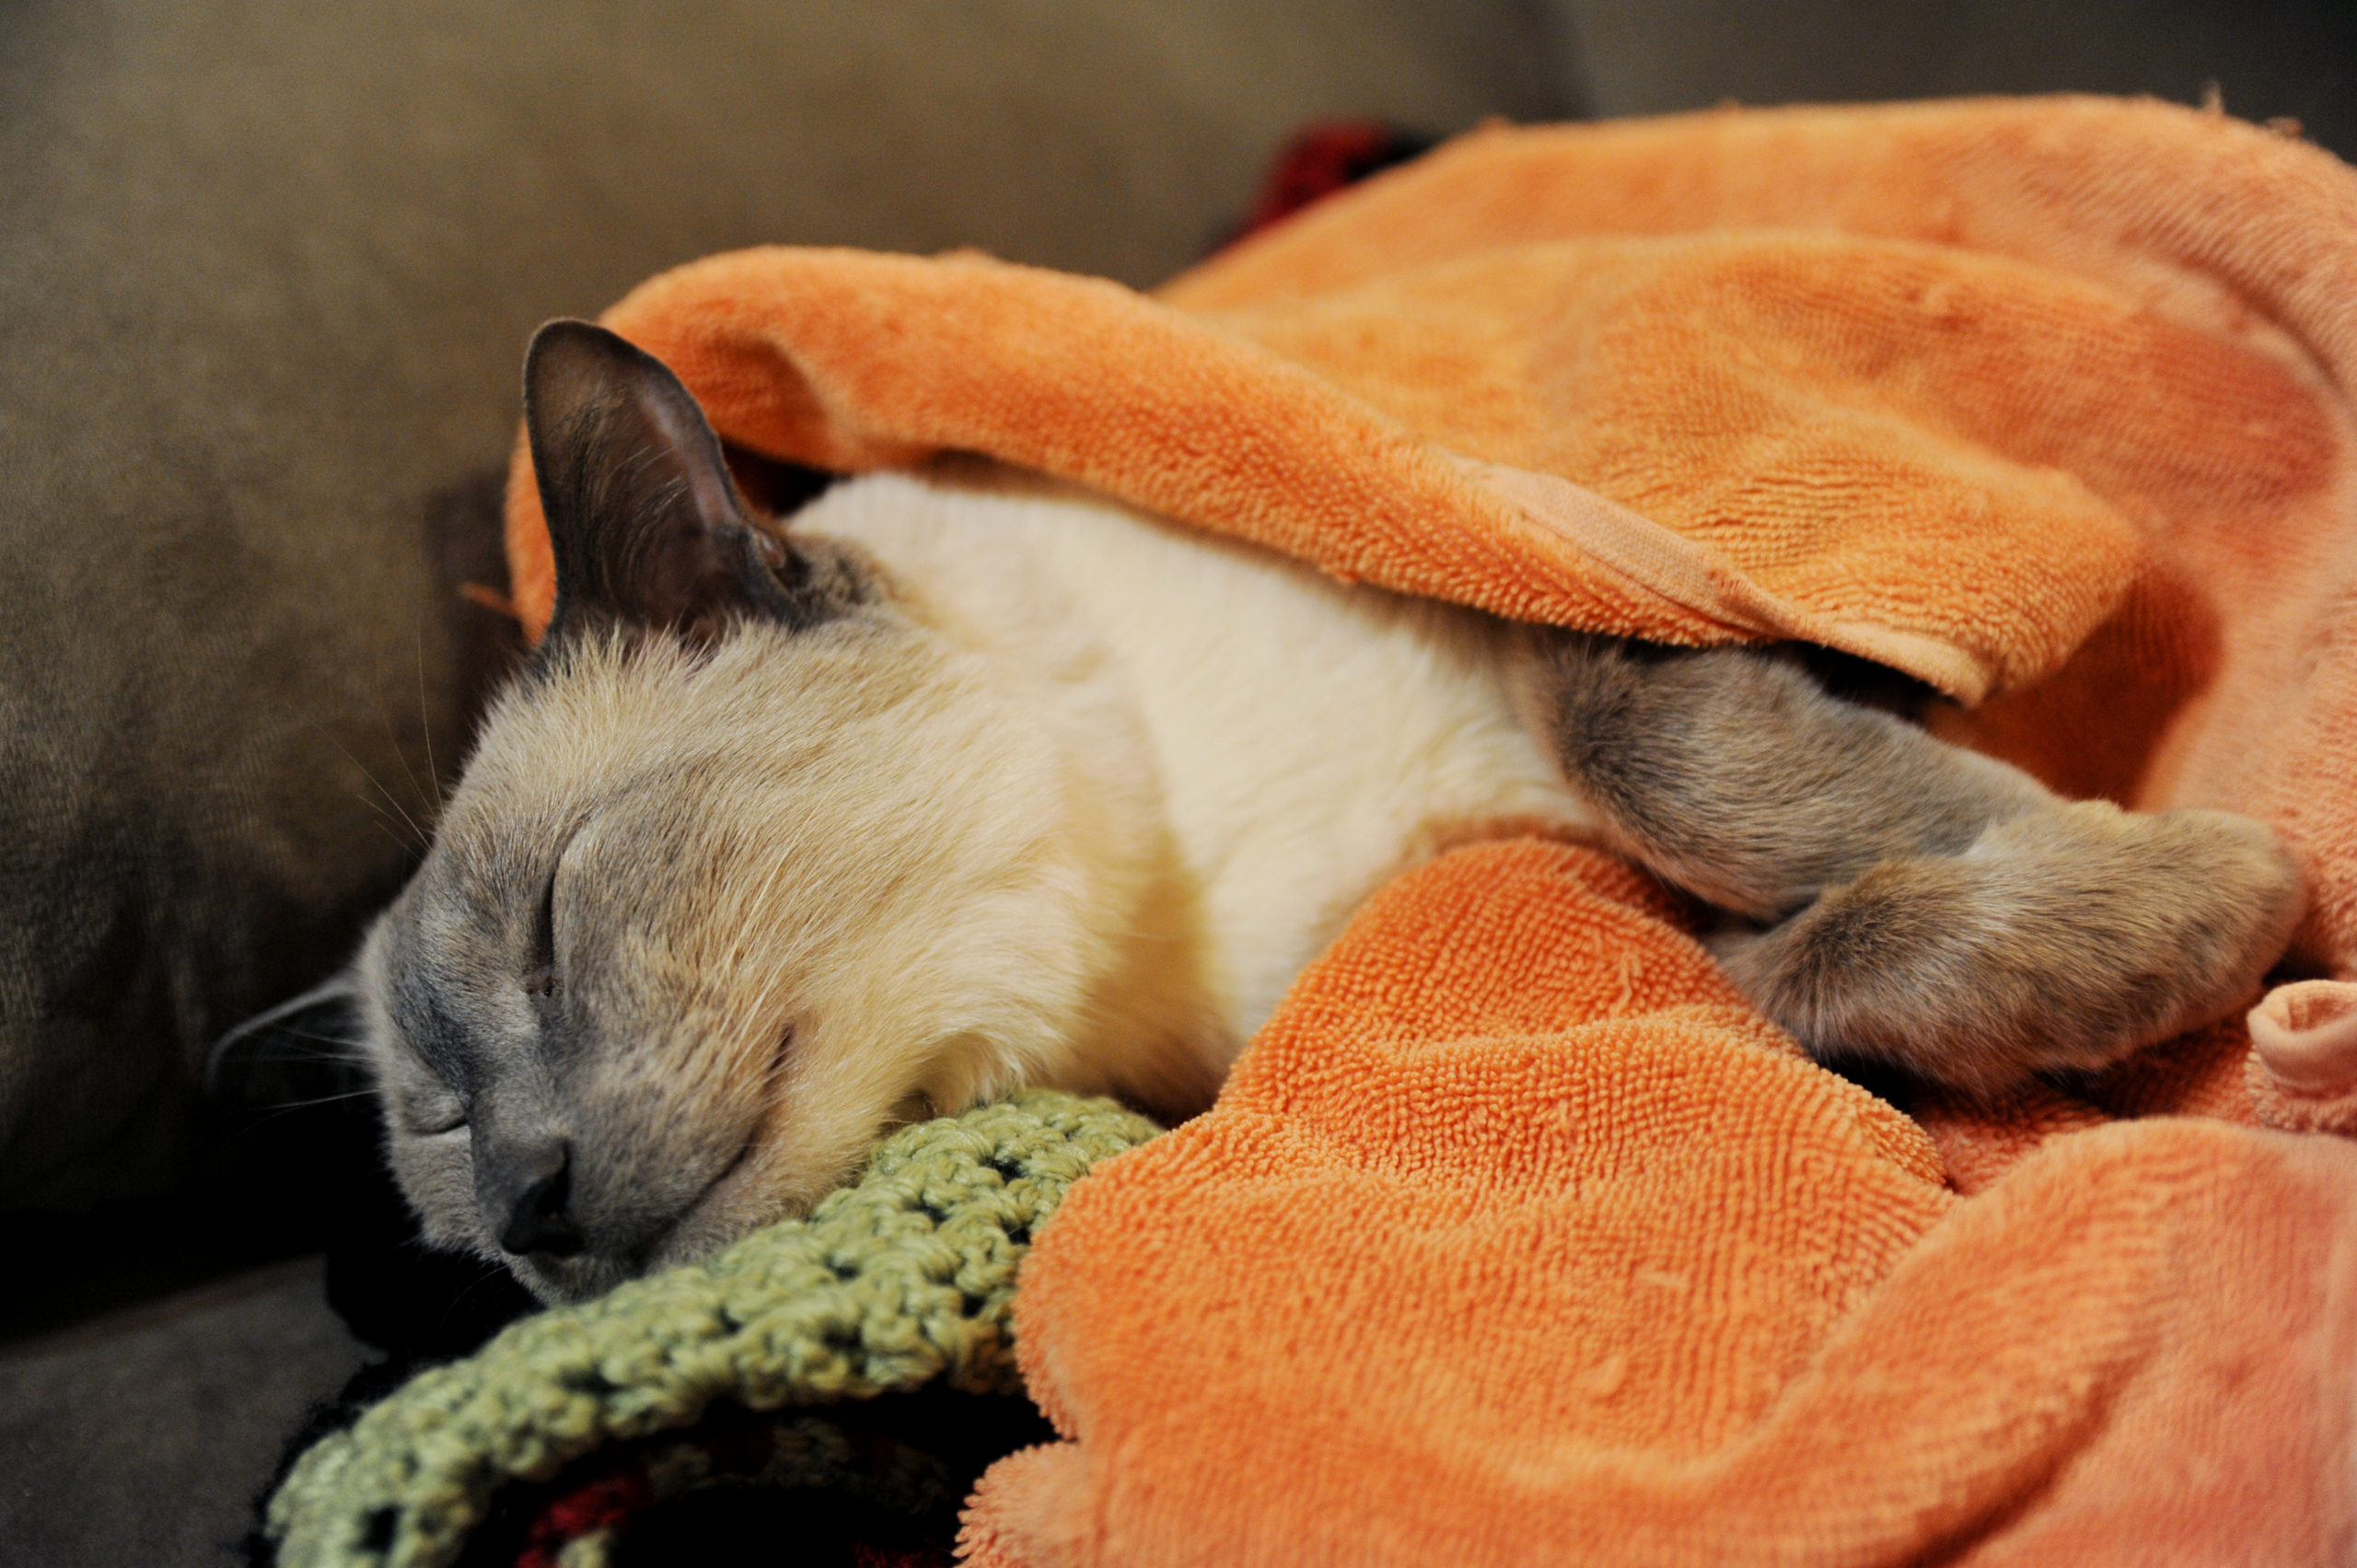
[960,842,2357,1567]
[263,1092,1158,1568]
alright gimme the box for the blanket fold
[506,236,2140,701]
[507,88,2357,710]
[958,851,2357,1566]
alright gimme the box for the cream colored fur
[807,460,1600,1050]
[361,462,1595,1299]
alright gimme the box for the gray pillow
[1549,0,2351,160]
[0,0,1579,1205]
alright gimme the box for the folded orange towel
[500,95,2357,1561]
[959,842,2357,1566]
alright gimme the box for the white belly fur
[796,462,1600,1065]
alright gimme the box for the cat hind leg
[1716,802,2304,1097]
[1520,632,2305,1096]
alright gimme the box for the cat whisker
[250,1086,382,1110]
[306,718,432,854]
[368,677,438,840]
[415,619,446,815]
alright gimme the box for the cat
[346,319,2303,1304]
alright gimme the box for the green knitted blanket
[266,1090,1160,1568]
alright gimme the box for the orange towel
[500,96,2357,1560]
[960,842,2357,1566]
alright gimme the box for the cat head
[351,322,1118,1303]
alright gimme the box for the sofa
[1,2,2348,1563]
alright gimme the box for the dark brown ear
[523,319,815,645]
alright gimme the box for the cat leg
[1518,633,2054,918]
[1519,633,2304,1095]
[1721,801,2303,1096]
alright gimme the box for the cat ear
[523,319,811,645]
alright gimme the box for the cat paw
[1718,800,2304,1099]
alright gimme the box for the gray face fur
[354,605,1105,1300]
[353,323,1143,1301]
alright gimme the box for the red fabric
[1238,120,1431,236]
[516,1461,653,1568]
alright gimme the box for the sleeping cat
[351,320,2302,1304]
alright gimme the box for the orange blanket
[965,843,2357,1566]
[504,97,2357,1562]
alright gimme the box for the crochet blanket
[474,97,2357,1563]
[266,1093,1159,1567]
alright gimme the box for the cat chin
[500,1215,760,1306]
[504,1210,803,1306]
[503,1142,853,1305]
[505,1249,639,1306]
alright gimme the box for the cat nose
[495,1142,585,1258]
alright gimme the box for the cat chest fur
[797,465,1602,1071]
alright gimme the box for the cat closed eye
[404,1093,469,1137]
[525,870,559,995]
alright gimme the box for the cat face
[354,324,1113,1301]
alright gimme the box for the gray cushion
[1549,0,2353,159]
[0,0,1578,1205]
[0,1260,366,1568]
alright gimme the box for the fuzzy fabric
[961,841,2357,1567]
[262,1092,1157,1568]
